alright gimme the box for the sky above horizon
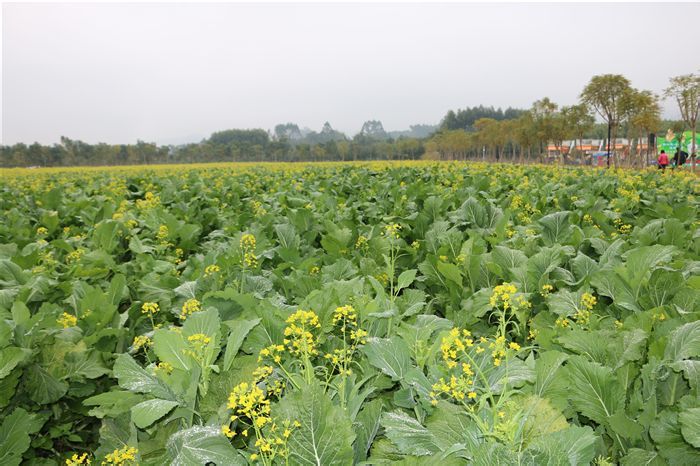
[2,2,699,145]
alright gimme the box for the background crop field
[0,161,698,465]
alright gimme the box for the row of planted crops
[0,161,698,465]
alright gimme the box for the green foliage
[0,162,697,464]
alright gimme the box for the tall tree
[665,73,699,171]
[621,89,661,167]
[580,74,632,167]
[561,104,594,158]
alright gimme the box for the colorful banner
[657,130,700,154]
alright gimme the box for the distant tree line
[2,72,697,168]
[0,121,432,167]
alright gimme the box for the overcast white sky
[2,2,698,145]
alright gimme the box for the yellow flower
[180,298,202,320]
[580,293,597,310]
[508,342,521,351]
[222,424,235,438]
[468,391,477,399]
[141,302,159,315]
[156,224,169,243]
[204,264,220,276]
[282,309,322,358]
[57,312,77,328]
[154,361,173,375]
[37,226,49,236]
[384,223,402,239]
[541,284,554,297]
[103,446,137,465]
[240,233,256,250]
[132,335,152,351]
[65,452,91,465]
[187,333,212,345]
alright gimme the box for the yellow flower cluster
[141,302,159,315]
[154,361,174,375]
[555,317,570,328]
[375,272,389,286]
[259,344,285,364]
[240,233,256,250]
[156,225,169,243]
[540,284,553,297]
[37,226,49,236]
[355,235,368,249]
[309,266,320,275]
[384,223,402,239]
[65,452,91,465]
[204,264,220,276]
[250,200,267,217]
[441,328,475,369]
[66,248,85,264]
[187,333,211,345]
[617,186,640,203]
[102,446,137,465]
[227,381,270,420]
[489,283,529,310]
[581,292,596,310]
[240,233,258,268]
[283,310,321,357]
[132,335,152,351]
[431,374,476,405]
[57,312,78,328]
[136,191,160,210]
[332,305,357,328]
[180,298,202,320]
[243,251,258,268]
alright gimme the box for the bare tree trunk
[692,124,697,172]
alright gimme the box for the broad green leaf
[527,425,598,466]
[0,347,30,380]
[174,281,198,299]
[24,365,68,405]
[153,329,192,371]
[565,356,624,426]
[167,425,245,466]
[437,261,462,286]
[679,408,700,448]
[591,269,640,312]
[0,408,46,466]
[113,354,174,400]
[277,383,355,466]
[363,337,412,381]
[396,269,417,291]
[534,351,569,407]
[620,448,664,466]
[223,318,260,371]
[425,401,481,452]
[650,410,700,465]
[84,391,145,419]
[664,321,700,362]
[380,410,437,456]
[539,211,572,245]
[353,399,383,463]
[130,399,179,429]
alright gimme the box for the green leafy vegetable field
[0,161,698,465]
